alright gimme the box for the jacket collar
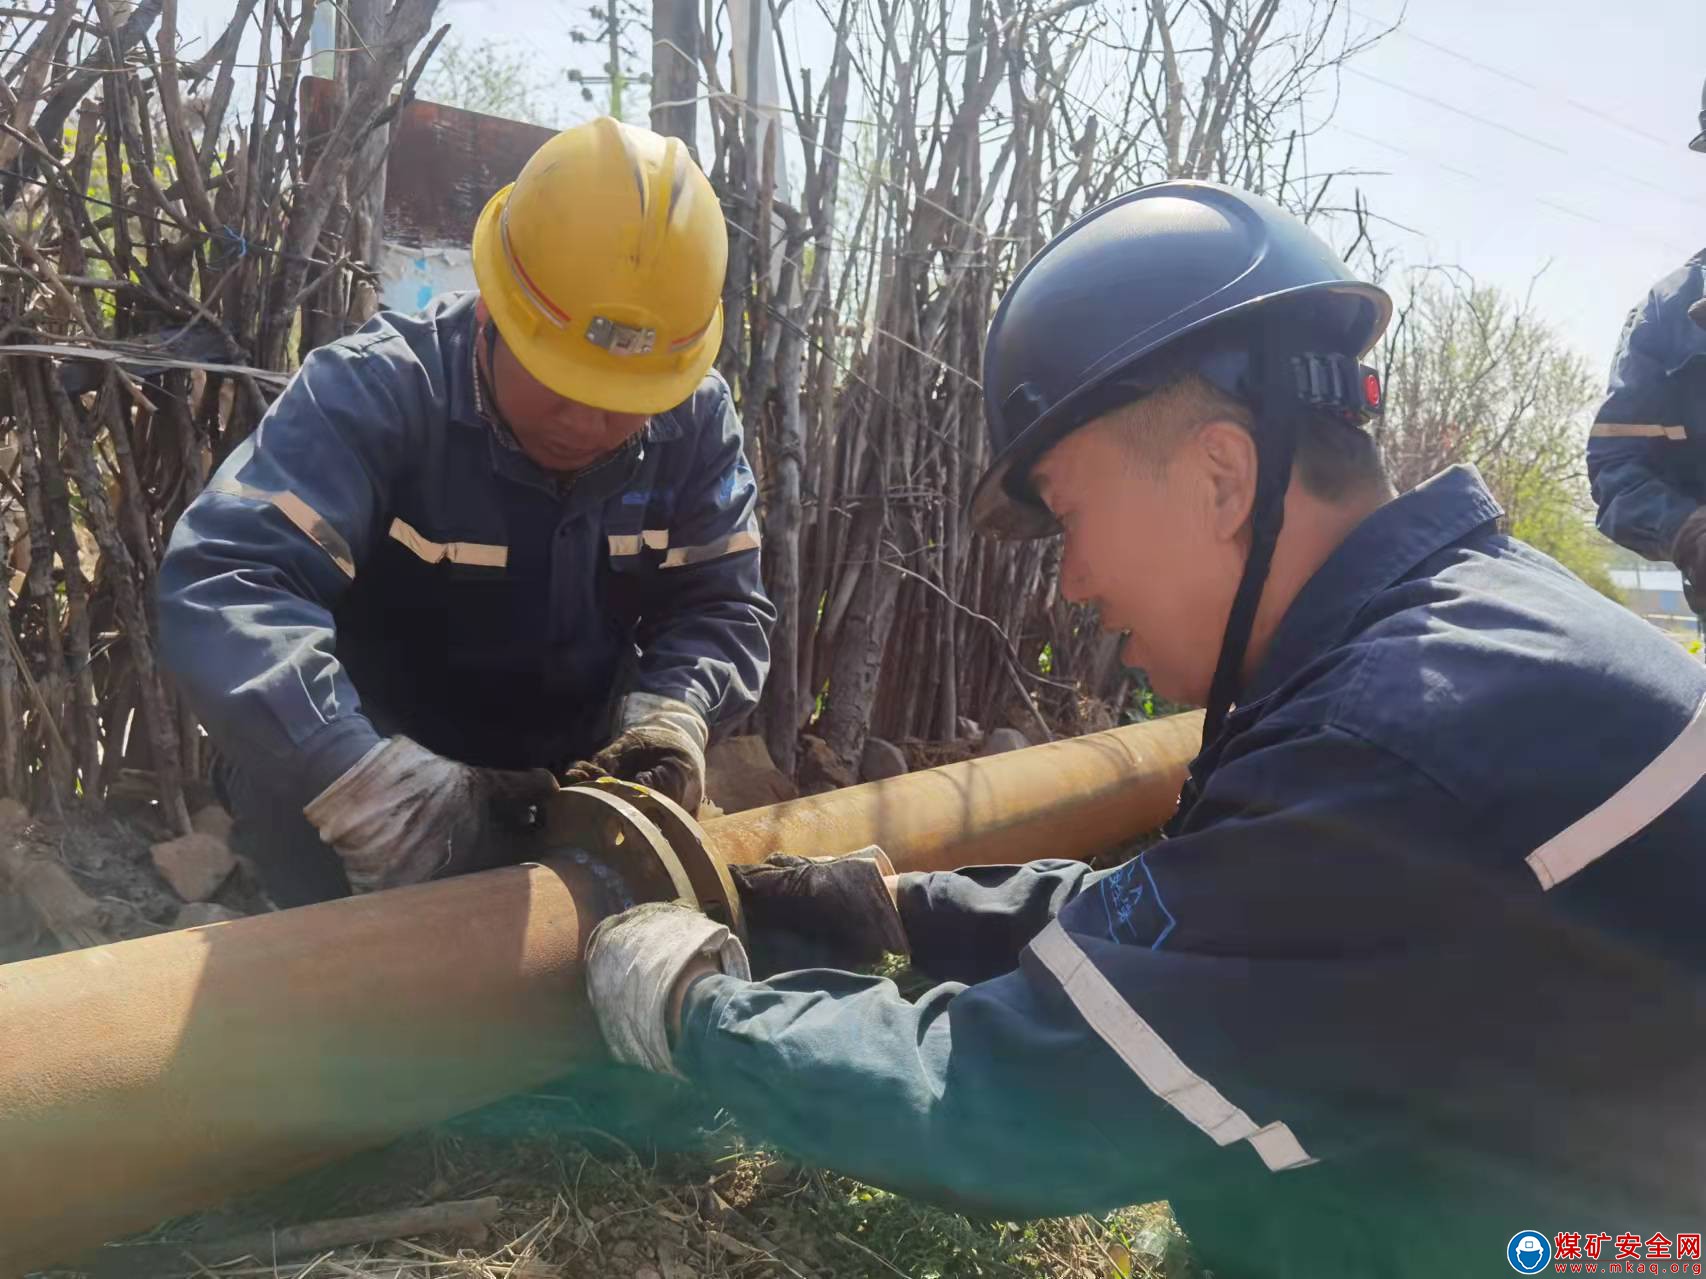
[1241,464,1504,705]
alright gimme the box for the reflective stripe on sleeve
[1526,692,1706,890]
[608,530,671,557]
[1028,920,1316,1173]
[387,517,508,568]
[207,477,356,579]
[1588,423,1688,440]
[660,528,760,569]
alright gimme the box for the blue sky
[175,0,1703,375]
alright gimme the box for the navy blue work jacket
[1589,250,1706,567]
[159,293,774,806]
[678,466,1706,1277]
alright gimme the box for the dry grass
[73,1081,1198,1279]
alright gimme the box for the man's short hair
[1097,370,1390,502]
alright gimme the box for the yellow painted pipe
[0,714,1200,1275]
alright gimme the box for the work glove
[303,737,558,893]
[1673,506,1706,590]
[731,846,911,977]
[585,901,750,1075]
[1688,297,1706,331]
[561,693,708,811]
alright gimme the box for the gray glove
[562,693,708,811]
[304,737,559,893]
[585,900,750,1075]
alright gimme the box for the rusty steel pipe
[709,712,1204,871]
[0,857,614,1277]
[0,715,1199,1275]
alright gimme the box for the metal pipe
[0,715,1200,1275]
[708,713,1204,870]
[0,857,613,1276]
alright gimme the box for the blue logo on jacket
[1060,855,1177,949]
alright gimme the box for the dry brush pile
[0,0,443,823]
[686,0,1383,773]
[0,0,1385,818]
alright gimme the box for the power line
[1345,4,1680,151]
[1020,36,1691,261]
[1344,66,1569,156]
[1332,122,1696,261]
[1054,5,1697,218]
[1343,66,1698,213]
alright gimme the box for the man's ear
[1195,419,1258,543]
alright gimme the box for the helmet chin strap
[1200,321,1302,746]
[475,318,516,434]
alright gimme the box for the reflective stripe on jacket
[1588,251,1706,562]
[159,292,774,805]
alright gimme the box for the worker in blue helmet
[1587,78,1706,629]
[586,182,1706,1277]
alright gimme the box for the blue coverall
[679,467,1706,1277]
[1589,250,1706,605]
[159,293,774,902]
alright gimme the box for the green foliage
[1506,482,1622,601]
[1125,676,1190,725]
[1376,278,1621,600]
[420,36,559,126]
[55,120,155,327]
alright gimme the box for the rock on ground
[859,737,909,782]
[190,803,234,840]
[978,727,1031,757]
[173,901,244,928]
[0,890,39,960]
[150,832,237,902]
[798,736,858,796]
[705,736,799,814]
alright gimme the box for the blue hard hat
[971,181,1391,539]
[971,181,1393,744]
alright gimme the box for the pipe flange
[530,785,697,915]
[576,778,745,943]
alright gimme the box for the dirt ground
[0,804,270,965]
[58,1078,1199,1279]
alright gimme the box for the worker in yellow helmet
[159,118,775,906]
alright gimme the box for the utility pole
[607,3,624,120]
[572,3,645,122]
[650,0,699,150]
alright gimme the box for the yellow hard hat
[471,117,727,415]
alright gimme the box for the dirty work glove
[731,846,910,978]
[561,693,707,811]
[304,737,558,893]
[585,901,750,1075]
[1673,506,1706,590]
[1689,297,1706,331]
